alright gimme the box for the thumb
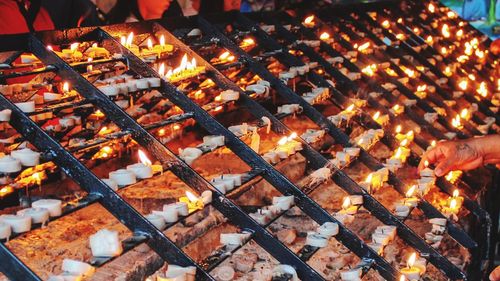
[435,157,455,177]
[490,265,500,281]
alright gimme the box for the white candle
[277,104,302,114]
[109,169,137,186]
[0,214,31,233]
[249,212,269,225]
[15,101,35,113]
[263,151,280,164]
[62,259,95,278]
[97,85,119,97]
[0,155,22,173]
[145,213,166,230]
[340,268,362,281]
[376,225,397,240]
[32,199,62,217]
[11,148,40,166]
[126,81,138,92]
[0,222,11,240]
[220,89,239,101]
[372,232,391,245]
[420,168,434,178]
[349,195,363,206]
[136,78,150,90]
[201,191,212,204]
[272,265,299,281]
[401,253,421,280]
[0,109,11,121]
[211,181,227,194]
[160,265,196,281]
[317,222,339,237]
[89,229,123,257]
[272,195,294,211]
[153,209,178,223]
[220,232,251,246]
[203,135,225,148]
[59,118,75,127]
[126,163,153,179]
[214,265,235,281]
[305,232,329,248]
[211,177,235,192]
[429,218,447,226]
[101,178,118,191]
[146,77,161,88]
[220,174,242,186]
[17,208,49,224]
[179,148,203,165]
[43,92,62,102]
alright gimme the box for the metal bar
[0,243,41,281]
[95,27,328,281]
[0,84,211,279]
[202,13,469,280]
[237,12,476,279]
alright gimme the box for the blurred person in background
[0,0,101,34]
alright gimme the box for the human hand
[418,139,484,177]
[490,265,500,280]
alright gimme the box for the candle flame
[453,189,459,198]
[400,275,406,281]
[320,32,330,41]
[126,32,134,48]
[173,124,180,130]
[147,38,153,50]
[303,15,315,25]
[138,149,152,166]
[47,45,53,51]
[342,196,351,210]
[452,114,462,128]
[424,160,429,168]
[431,140,436,147]
[120,36,126,46]
[441,47,448,55]
[219,51,230,60]
[456,29,463,37]
[477,81,488,97]
[185,191,198,202]
[458,79,468,90]
[407,252,416,268]
[63,82,70,92]
[396,33,405,40]
[468,74,476,81]
[243,38,255,46]
[395,147,402,159]
[346,104,355,112]
[395,125,402,134]
[441,24,450,38]
[158,63,165,76]
[397,18,403,24]
[406,185,416,198]
[450,198,457,209]
[158,128,165,136]
[444,66,452,77]
[357,42,370,52]
[365,173,373,183]
[160,35,165,47]
[70,42,79,52]
[426,35,433,44]
[446,171,454,182]
[382,20,390,28]
[373,111,380,120]
[406,130,414,138]
[392,104,400,112]
[417,84,427,92]
[460,108,469,119]
[400,139,408,147]
[287,132,297,141]
[428,3,435,13]
[278,136,288,146]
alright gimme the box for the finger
[490,265,500,281]
[435,157,456,177]
[419,146,445,171]
[459,158,484,171]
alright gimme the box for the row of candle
[0,198,61,239]
[334,195,363,224]
[157,54,206,83]
[262,133,302,165]
[0,147,41,174]
[249,195,295,225]
[331,147,360,168]
[359,167,389,194]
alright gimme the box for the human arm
[418,134,500,177]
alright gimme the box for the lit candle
[401,253,421,280]
[179,191,203,212]
[404,185,419,207]
[126,150,153,179]
[340,197,357,215]
[303,15,315,27]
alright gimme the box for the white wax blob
[340,267,362,281]
[272,265,299,281]
[43,92,62,101]
[126,163,153,179]
[277,104,302,114]
[14,101,35,113]
[89,229,123,257]
[62,259,95,277]
[161,265,196,281]
[145,213,166,230]
[109,169,137,186]
[97,85,119,97]
[272,195,294,211]
[101,178,118,191]
[305,232,329,248]
[0,214,31,233]
[11,148,41,166]
[146,77,161,88]
[203,135,225,148]
[32,199,62,217]
[17,208,49,224]
[0,155,22,173]
[0,109,12,121]
[220,232,251,246]
[317,222,339,237]
[0,222,11,239]
[220,89,240,101]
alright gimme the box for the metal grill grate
[0,0,496,280]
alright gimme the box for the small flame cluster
[157,54,205,83]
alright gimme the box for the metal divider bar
[232,12,475,278]
[203,13,466,280]
[95,27,328,281]
[0,243,40,281]
[0,84,210,279]
[267,11,479,249]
